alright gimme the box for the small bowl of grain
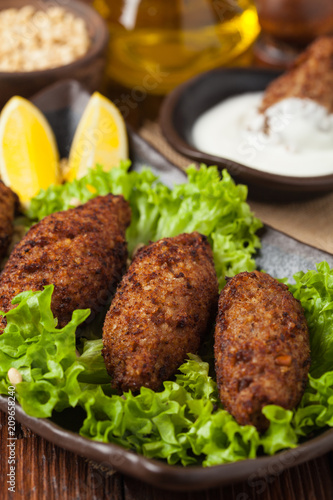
[0,0,109,108]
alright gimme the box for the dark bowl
[160,67,333,200]
[0,0,109,108]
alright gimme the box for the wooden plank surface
[1,410,333,500]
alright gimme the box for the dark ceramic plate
[160,67,333,200]
[0,80,333,492]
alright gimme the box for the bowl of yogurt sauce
[160,67,333,199]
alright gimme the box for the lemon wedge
[65,92,128,182]
[0,96,60,206]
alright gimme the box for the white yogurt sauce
[191,92,333,177]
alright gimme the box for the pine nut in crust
[7,367,23,386]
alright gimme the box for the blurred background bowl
[160,66,333,201]
[0,0,109,109]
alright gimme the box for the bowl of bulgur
[0,0,109,108]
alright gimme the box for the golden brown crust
[0,194,131,332]
[260,36,333,114]
[102,232,219,393]
[0,181,18,260]
[214,271,310,431]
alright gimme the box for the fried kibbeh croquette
[214,271,310,432]
[260,36,333,114]
[102,232,219,393]
[0,181,18,260]
[0,194,131,333]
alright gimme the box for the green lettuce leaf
[1,286,333,465]
[0,286,90,416]
[3,161,333,467]
[288,261,333,377]
[26,162,262,287]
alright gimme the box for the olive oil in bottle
[94,0,260,94]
